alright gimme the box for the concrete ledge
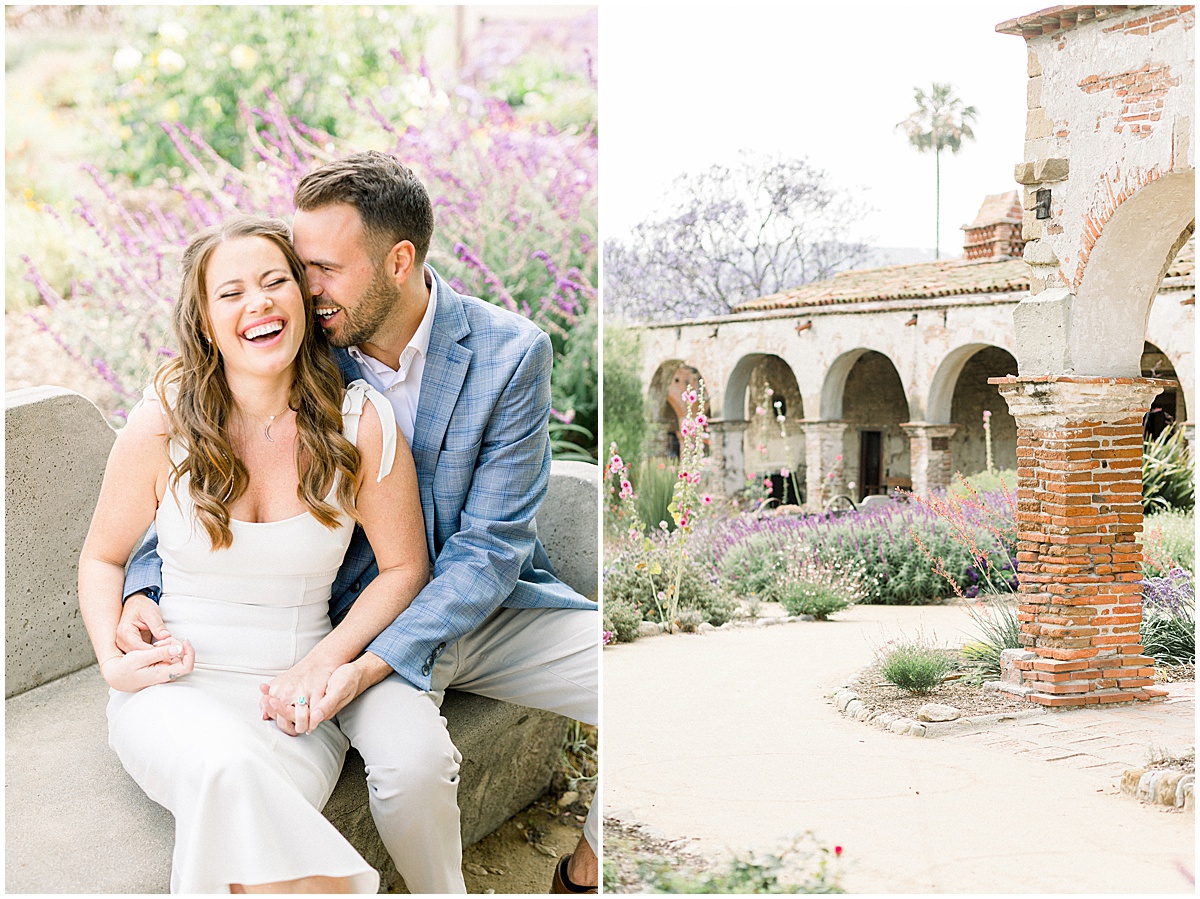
[4,387,597,893]
[5,666,568,893]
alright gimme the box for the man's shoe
[550,854,597,894]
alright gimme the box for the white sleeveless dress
[107,381,395,894]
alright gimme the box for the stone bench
[4,386,598,893]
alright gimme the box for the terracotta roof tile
[735,257,1031,311]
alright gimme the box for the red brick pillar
[901,423,959,496]
[799,420,848,512]
[990,376,1174,706]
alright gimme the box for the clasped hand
[259,662,365,736]
[110,593,195,691]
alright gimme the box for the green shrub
[1143,427,1194,513]
[959,599,1021,682]
[602,594,643,644]
[1143,510,1195,577]
[877,638,957,694]
[718,539,787,602]
[640,836,844,894]
[603,540,736,628]
[602,325,648,476]
[778,556,870,620]
[949,468,1017,496]
[633,458,680,534]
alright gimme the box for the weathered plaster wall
[1013,7,1195,376]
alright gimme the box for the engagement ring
[168,673,178,680]
[296,696,308,706]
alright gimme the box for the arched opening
[647,359,705,460]
[726,354,804,506]
[840,351,910,500]
[948,346,1019,477]
[1141,341,1188,439]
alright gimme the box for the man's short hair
[293,151,435,265]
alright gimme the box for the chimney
[961,191,1026,260]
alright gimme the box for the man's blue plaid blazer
[125,266,596,690]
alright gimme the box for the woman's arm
[78,400,195,691]
[263,399,429,734]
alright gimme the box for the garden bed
[845,662,1034,721]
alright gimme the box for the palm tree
[897,83,978,259]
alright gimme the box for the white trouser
[336,606,599,894]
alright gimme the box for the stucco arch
[927,343,999,424]
[821,348,918,420]
[646,359,706,459]
[1070,170,1196,376]
[1141,340,1189,433]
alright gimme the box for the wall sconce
[795,320,812,334]
[904,315,918,327]
[1035,189,1052,220]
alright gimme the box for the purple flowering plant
[23,55,597,458]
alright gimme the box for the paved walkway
[604,604,1195,893]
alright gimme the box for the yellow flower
[201,96,222,116]
[230,44,258,71]
[159,99,181,120]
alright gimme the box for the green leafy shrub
[1143,427,1195,513]
[949,468,1017,496]
[602,325,648,477]
[602,594,643,645]
[877,637,957,694]
[633,458,680,535]
[99,6,437,185]
[718,539,787,602]
[603,539,736,629]
[778,556,870,620]
[640,836,844,894]
[1142,510,1195,577]
[959,599,1021,682]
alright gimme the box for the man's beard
[327,266,398,349]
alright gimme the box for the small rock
[699,621,715,632]
[1175,774,1195,809]
[637,621,663,637]
[486,867,505,876]
[1155,770,1185,807]
[558,791,580,808]
[464,863,489,877]
[533,843,559,858]
[917,703,961,722]
[1120,768,1145,797]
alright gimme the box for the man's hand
[260,652,393,735]
[115,592,175,652]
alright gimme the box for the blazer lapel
[413,268,472,545]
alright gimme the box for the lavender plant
[24,61,597,456]
[1140,568,1195,665]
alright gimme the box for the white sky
[599,3,1034,255]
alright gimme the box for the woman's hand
[259,657,339,736]
[100,640,195,693]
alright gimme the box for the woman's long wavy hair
[155,216,361,549]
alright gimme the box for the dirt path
[603,604,1195,893]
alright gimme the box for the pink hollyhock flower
[763,477,773,488]
[609,455,623,473]
[835,454,843,462]
[835,846,843,858]
[678,470,689,480]
[682,389,697,403]
[756,406,767,416]
[780,468,790,478]
[696,414,707,427]
[702,494,713,505]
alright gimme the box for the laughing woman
[77,216,428,893]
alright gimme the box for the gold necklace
[239,404,291,442]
